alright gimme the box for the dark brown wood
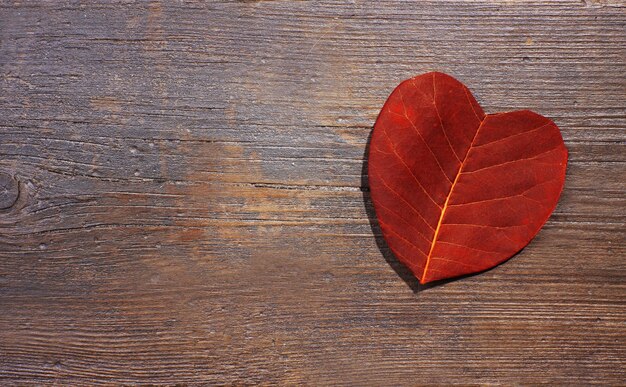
[1,0,624,385]
[0,172,19,210]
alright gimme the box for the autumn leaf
[368,72,568,284]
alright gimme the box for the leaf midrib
[421,116,487,284]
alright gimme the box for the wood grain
[1,0,625,385]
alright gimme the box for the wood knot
[0,172,19,210]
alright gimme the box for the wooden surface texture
[1,0,625,385]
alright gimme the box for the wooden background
[1,0,624,385]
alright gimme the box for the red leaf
[368,72,568,284]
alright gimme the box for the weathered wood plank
[1,0,625,384]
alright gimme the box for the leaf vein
[460,146,562,175]
[378,123,443,208]
[387,107,455,184]
[380,220,428,256]
[473,122,553,149]
[449,176,561,207]
[437,240,506,255]
[463,86,483,123]
[371,169,436,231]
[431,256,481,270]
[375,202,432,244]
[429,74,462,162]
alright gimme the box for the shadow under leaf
[361,127,476,293]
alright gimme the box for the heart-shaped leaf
[368,72,567,284]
